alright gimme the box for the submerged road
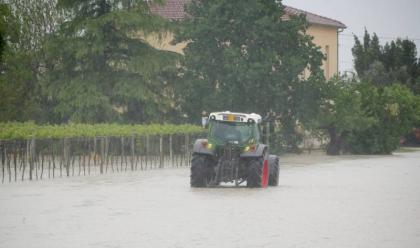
[1,151,420,248]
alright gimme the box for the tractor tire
[246,158,269,188]
[268,155,279,186]
[190,154,212,187]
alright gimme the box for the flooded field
[1,151,420,248]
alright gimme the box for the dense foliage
[315,78,374,155]
[352,30,420,94]
[348,30,420,152]
[0,122,204,140]
[42,0,180,123]
[174,0,325,151]
[346,84,420,154]
[318,77,420,155]
[0,0,64,122]
[0,0,181,124]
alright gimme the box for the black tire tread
[246,158,264,188]
[190,154,211,187]
[268,155,279,186]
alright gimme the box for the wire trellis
[0,133,204,183]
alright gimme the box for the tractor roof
[209,111,262,124]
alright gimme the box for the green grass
[0,122,205,140]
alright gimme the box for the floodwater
[1,151,420,248]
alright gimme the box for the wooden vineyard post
[185,134,189,167]
[145,135,149,170]
[40,152,44,180]
[64,138,70,177]
[29,138,35,180]
[22,140,28,181]
[159,135,163,168]
[35,140,38,180]
[1,141,4,183]
[105,137,109,173]
[52,141,56,178]
[88,138,92,175]
[100,137,105,174]
[48,140,51,179]
[59,139,63,177]
[169,135,173,168]
[78,141,82,176]
[13,142,17,182]
[93,137,97,168]
[82,138,86,175]
[120,137,124,171]
[7,150,11,182]
[131,135,135,171]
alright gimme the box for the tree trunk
[327,126,341,155]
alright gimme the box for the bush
[346,84,420,154]
[0,123,204,140]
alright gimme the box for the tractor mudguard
[268,154,279,165]
[240,144,267,158]
[192,139,214,156]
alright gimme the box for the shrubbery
[319,79,420,155]
[0,123,204,140]
[346,84,420,154]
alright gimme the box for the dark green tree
[0,3,40,121]
[42,0,180,123]
[347,83,420,154]
[352,30,381,77]
[317,77,420,155]
[0,0,65,122]
[352,30,420,94]
[315,77,375,155]
[174,0,324,151]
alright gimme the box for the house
[149,0,346,79]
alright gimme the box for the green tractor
[191,111,279,188]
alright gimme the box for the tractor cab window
[209,120,255,144]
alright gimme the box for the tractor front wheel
[268,155,280,186]
[246,158,269,188]
[190,154,212,187]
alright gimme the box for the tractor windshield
[209,120,257,144]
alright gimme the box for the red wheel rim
[261,159,269,188]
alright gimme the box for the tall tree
[0,3,39,121]
[352,30,420,94]
[174,0,324,151]
[352,30,381,77]
[0,0,65,122]
[42,0,180,123]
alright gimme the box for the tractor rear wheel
[190,154,212,187]
[268,155,279,186]
[246,158,269,188]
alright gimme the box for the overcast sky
[283,0,420,74]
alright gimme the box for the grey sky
[283,0,420,74]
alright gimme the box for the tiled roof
[149,0,191,20]
[283,6,346,29]
[150,0,346,29]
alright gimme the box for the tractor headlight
[244,144,256,152]
[202,141,213,150]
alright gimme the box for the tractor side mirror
[201,117,209,128]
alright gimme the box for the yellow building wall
[146,24,340,79]
[306,24,339,79]
[144,32,187,55]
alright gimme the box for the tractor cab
[208,112,262,147]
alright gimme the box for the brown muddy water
[1,150,420,248]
